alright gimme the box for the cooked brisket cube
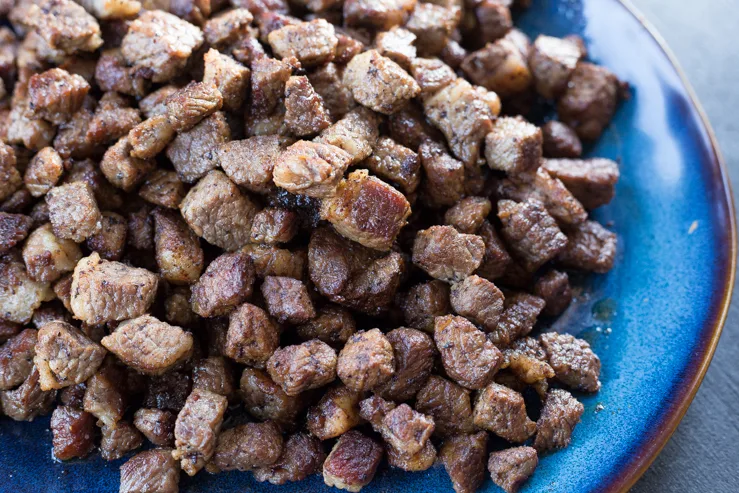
[268,19,338,68]
[0,322,21,345]
[461,38,531,97]
[417,140,465,208]
[387,440,436,471]
[473,382,536,442]
[165,287,197,329]
[444,197,492,234]
[534,389,583,451]
[26,0,103,55]
[399,280,451,333]
[450,275,505,332]
[139,170,187,210]
[0,212,32,255]
[333,31,364,64]
[202,49,251,114]
[485,116,542,175]
[86,92,141,146]
[362,136,421,195]
[31,302,71,329]
[250,208,299,245]
[489,292,546,347]
[225,303,279,367]
[379,403,435,456]
[76,0,140,20]
[343,50,420,115]
[218,136,281,195]
[63,158,123,211]
[144,371,192,413]
[358,394,396,428]
[476,0,513,43]
[434,315,502,389]
[405,3,460,57]
[528,35,582,100]
[208,421,284,472]
[388,103,442,151]
[337,329,395,392]
[24,147,63,198]
[375,327,435,402]
[167,112,231,184]
[122,10,204,83]
[46,181,102,242]
[542,121,583,159]
[267,340,337,395]
[0,365,56,421]
[50,405,96,460]
[22,223,81,283]
[203,8,254,48]
[0,329,37,391]
[273,140,351,198]
[0,256,54,325]
[191,356,236,397]
[100,136,155,192]
[152,208,205,285]
[439,432,489,493]
[261,276,316,325]
[284,75,332,137]
[239,367,303,428]
[534,270,573,316]
[308,63,357,120]
[558,62,621,140]
[542,158,620,210]
[410,57,457,97]
[296,305,356,348]
[100,420,144,461]
[376,27,417,69]
[307,385,364,440]
[504,338,555,385]
[249,56,293,118]
[173,388,228,475]
[165,81,224,135]
[119,449,180,493]
[488,446,538,493]
[540,331,601,392]
[190,252,254,318]
[412,225,485,282]
[557,220,617,273]
[343,0,416,30]
[243,243,308,280]
[134,408,176,447]
[323,430,383,492]
[139,86,179,119]
[254,432,325,484]
[82,362,126,427]
[315,107,380,164]
[94,49,148,98]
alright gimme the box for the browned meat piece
[46,182,102,242]
[249,56,293,118]
[0,213,32,255]
[337,329,394,392]
[399,280,450,333]
[473,382,535,442]
[314,107,380,165]
[528,35,582,100]
[490,293,545,347]
[0,321,20,344]
[0,365,56,420]
[139,86,179,119]
[361,136,421,194]
[139,170,187,209]
[24,147,63,198]
[85,212,126,261]
[462,38,531,97]
[434,315,502,389]
[101,315,193,376]
[307,385,363,440]
[240,367,304,427]
[31,302,70,330]
[409,58,457,98]
[439,39,466,69]
[64,158,123,211]
[261,276,316,324]
[358,394,396,428]
[190,252,254,318]
[94,49,148,98]
[488,446,538,493]
[284,75,332,137]
[387,440,436,471]
[27,68,89,125]
[412,225,485,282]
[250,208,299,245]
[542,121,583,158]
[321,170,411,251]
[534,389,583,451]
[180,170,258,251]
[203,8,254,48]
[86,92,141,146]
[449,275,504,332]
[498,199,568,272]
[100,420,143,461]
[25,0,103,54]
[134,408,176,447]
[119,449,180,493]
[558,62,621,140]
[164,286,197,328]
[253,432,325,484]
[557,220,617,273]
[540,331,601,392]
[22,224,79,286]
[333,31,364,64]
[534,270,572,316]
[243,243,307,280]
[344,0,415,30]
[405,2,459,56]
[81,360,126,427]
[122,10,204,83]
[152,208,204,285]
[475,0,513,43]
[343,50,420,115]
[273,140,351,198]
[380,403,434,456]
[165,82,224,135]
[49,106,100,161]
[173,388,228,475]
[308,63,356,120]
[33,321,106,391]
[30,202,51,229]
[218,136,280,195]
[296,305,356,348]
[417,140,464,208]
[208,421,283,472]
[440,432,489,493]
[7,88,55,152]
[388,103,442,151]
[444,197,492,234]
[167,112,231,184]
[323,430,383,492]
[50,405,96,460]
[268,19,337,68]
[485,116,542,175]
[100,136,155,192]
[0,329,37,391]
[376,327,435,401]
[376,27,417,69]
[75,0,140,19]
[191,356,235,397]
[144,371,192,412]
[267,340,337,395]
[504,338,555,385]
[126,206,152,251]
[202,49,250,114]
[0,256,54,324]
[542,158,619,210]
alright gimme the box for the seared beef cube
[321,170,411,251]
[337,329,394,392]
[558,62,621,140]
[83,362,126,427]
[240,367,303,427]
[0,213,32,255]
[24,147,63,198]
[86,92,141,146]
[406,3,460,57]
[434,315,502,389]
[144,371,192,412]
[488,446,538,493]
[24,0,102,54]
[119,449,180,493]
[254,432,325,484]
[50,405,96,460]
[528,35,582,100]
[152,208,204,285]
[46,182,102,242]
[344,0,416,30]
[201,51,249,115]
[64,158,123,211]
[165,82,224,135]
[75,0,140,20]
[0,329,37,391]
[250,208,299,245]
[261,276,316,324]
[418,140,465,208]
[267,340,337,395]
[31,302,70,329]
[444,197,492,234]
[376,27,417,69]
[410,57,457,97]
[7,89,55,153]
[490,293,545,347]
[0,366,56,420]
[362,136,420,194]
[167,112,230,184]
[134,408,176,447]
[540,332,601,392]
[140,85,180,118]
[485,116,542,175]
[498,199,568,272]
[250,56,293,118]
[308,63,356,120]
[504,338,555,385]
[343,50,420,115]
[440,432,489,493]
[191,252,254,317]
[191,356,235,397]
[380,403,434,456]
[475,221,512,281]
[307,385,363,440]
[243,243,307,280]
[273,140,351,198]
[139,171,187,209]
[297,306,356,348]
[208,421,283,472]
[473,382,535,442]
[173,388,228,475]
[376,327,435,401]
[217,137,277,195]
[100,136,155,192]
[0,322,21,344]
[101,315,193,376]
[450,275,504,332]
[557,220,617,273]
[34,321,106,391]
[534,270,572,316]
[0,256,54,324]
[462,38,531,97]
[358,394,396,428]
[534,389,583,451]
[284,75,332,137]
[268,19,337,68]
[388,103,442,151]
[387,440,436,471]
[101,420,143,461]
[542,121,583,158]
[122,10,204,83]
[165,287,197,328]
[399,280,450,333]
[203,8,254,48]
[94,49,148,98]
[476,0,513,43]
[542,158,619,210]
[412,225,485,282]
[333,31,364,64]
[85,212,127,261]
[323,430,383,492]
[314,106,380,166]
[22,223,81,283]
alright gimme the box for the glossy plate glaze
[0,0,735,492]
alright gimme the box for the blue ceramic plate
[0,0,735,492]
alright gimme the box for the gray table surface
[626,1,738,492]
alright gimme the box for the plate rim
[606,1,737,491]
